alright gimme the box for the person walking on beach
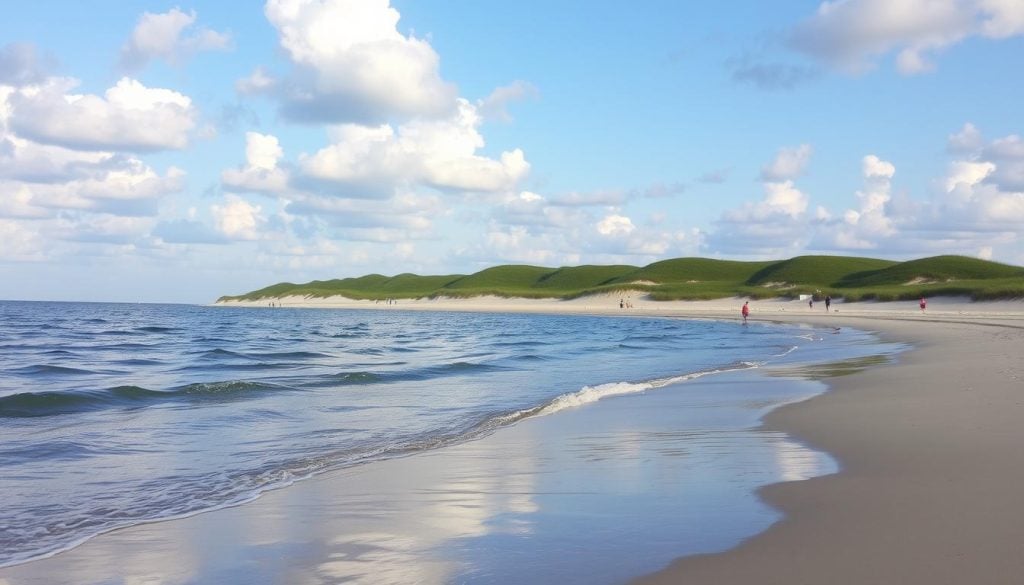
[741,301,750,325]
[920,296,927,312]
[825,295,832,312]
[808,297,814,310]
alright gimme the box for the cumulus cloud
[825,155,898,249]
[790,0,1024,75]
[804,126,1023,259]
[0,131,112,184]
[479,189,700,265]
[9,77,195,152]
[260,0,457,124]
[120,8,231,71]
[212,195,266,240]
[983,134,1024,191]
[595,214,636,237]
[1,162,185,218]
[709,146,816,256]
[222,132,290,194]
[299,99,528,195]
[760,144,813,181]
[947,122,984,153]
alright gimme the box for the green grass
[618,257,773,284]
[216,255,1024,303]
[835,255,1024,287]
[745,255,897,287]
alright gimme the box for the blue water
[0,301,896,570]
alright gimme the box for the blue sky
[2,0,1023,303]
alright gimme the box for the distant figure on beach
[620,299,624,309]
[808,297,814,310]
[920,297,927,312]
[741,301,749,324]
[825,295,832,312]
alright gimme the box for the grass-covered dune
[217,255,1024,303]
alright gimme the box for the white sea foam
[535,363,759,417]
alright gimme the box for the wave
[536,362,758,417]
[0,381,295,418]
[134,326,180,333]
[309,361,508,388]
[242,350,334,360]
[0,361,764,568]
[9,364,99,376]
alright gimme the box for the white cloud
[4,164,184,218]
[235,67,276,95]
[760,144,813,181]
[120,8,231,71]
[805,127,1023,258]
[710,147,816,256]
[222,132,290,194]
[979,0,1024,38]
[947,122,984,153]
[726,180,810,222]
[261,0,457,123]
[477,80,539,123]
[0,184,50,218]
[862,153,895,179]
[596,214,636,237]
[945,160,995,195]
[791,0,1024,75]
[212,195,266,240]
[0,218,46,260]
[826,155,899,249]
[300,99,528,195]
[9,77,195,152]
[0,130,111,183]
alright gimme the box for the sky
[1,0,1023,303]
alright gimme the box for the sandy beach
[633,303,1024,584]
[221,294,1024,582]
[4,294,1023,584]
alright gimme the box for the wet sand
[634,310,1024,584]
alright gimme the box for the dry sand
[632,304,1024,584]
[224,293,1024,584]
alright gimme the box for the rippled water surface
[0,301,895,568]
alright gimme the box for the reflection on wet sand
[0,370,837,585]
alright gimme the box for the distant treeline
[217,255,1024,303]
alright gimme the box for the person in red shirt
[741,301,750,324]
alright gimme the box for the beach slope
[634,311,1024,584]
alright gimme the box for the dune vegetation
[217,255,1024,303]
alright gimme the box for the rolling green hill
[217,255,1024,303]
[745,256,897,287]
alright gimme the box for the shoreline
[0,314,888,584]
[634,309,1024,584]
[214,294,1024,582]
[4,297,1023,583]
